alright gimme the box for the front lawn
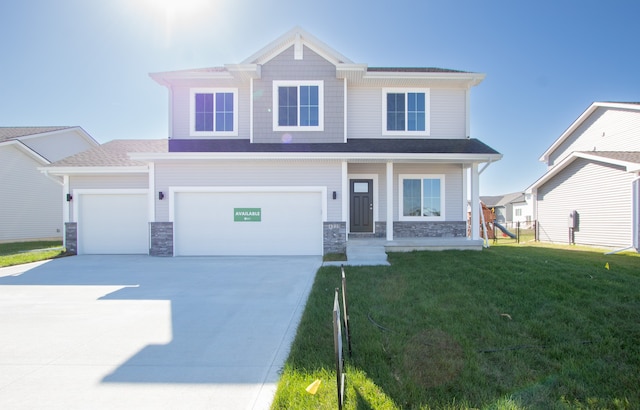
[272,245,640,409]
[0,241,65,268]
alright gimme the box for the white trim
[272,80,324,132]
[347,174,379,233]
[343,78,348,143]
[386,162,394,241]
[168,186,328,223]
[381,88,431,136]
[148,162,156,222]
[465,88,471,137]
[40,166,149,175]
[539,102,640,163]
[189,87,239,137]
[527,151,640,192]
[128,151,502,162]
[249,78,254,142]
[398,174,445,221]
[341,162,348,222]
[2,140,50,164]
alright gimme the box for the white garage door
[77,192,149,254]
[173,190,323,256]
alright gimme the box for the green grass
[0,241,66,267]
[272,244,640,409]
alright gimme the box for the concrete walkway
[0,255,321,409]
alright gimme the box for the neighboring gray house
[481,192,533,228]
[0,127,98,242]
[528,102,640,250]
[42,27,501,256]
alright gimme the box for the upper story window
[273,81,324,131]
[399,174,445,221]
[382,88,430,136]
[190,88,238,137]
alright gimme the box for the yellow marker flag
[605,263,610,270]
[305,379,321,395]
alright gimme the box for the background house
[0,127,98,242]
[43,27,501,256]
[528,102,640,250]
[480,191,532,228]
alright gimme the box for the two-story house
[528,102,640,250]
[43,27,501,256]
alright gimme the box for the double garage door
[76,189,323,256]
[173,190,323,256]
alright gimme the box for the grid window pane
[278,86,298,126]
[215,92,234,132]
[422,179,441,216]
[403,179,421,216]
[300,85,319,126]
[195,93,214,131]
[407,93,425,131]
[387,93,405,131]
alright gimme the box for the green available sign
[234,208,261,222]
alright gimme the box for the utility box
[568,210,578,229]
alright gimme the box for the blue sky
[1,0,638,195]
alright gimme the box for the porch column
[470,163,480,240]
[341,161,348,225]
[386,161,394,241]
[63,175,70,249]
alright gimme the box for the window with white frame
[273,81,324,131]
[383,88,430,135]
[189,88,238,136]
[399,174,445,220]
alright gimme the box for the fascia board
[149,70,234,87]
[362,71,485,86]
[529,150,640,192]
[537,102,640,163]
[2,140,50,164]
[129,151,502,162]
[38,166,149,175]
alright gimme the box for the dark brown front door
[350,179,373,232]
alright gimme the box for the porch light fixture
[333,191,337,200]
[158,191,165,200]
[66,194,72,202]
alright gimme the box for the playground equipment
[468,202,517,241]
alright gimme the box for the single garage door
[77,191,149,254]
[173,190,323,256]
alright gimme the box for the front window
[273,81,324,131]
[383,89,430,135]
[190,88,238,136]
[399,174,445,220]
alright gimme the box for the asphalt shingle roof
[583,151,640,164]
[48,139,168,167]
[0,126,73,143]
[169,138,500,155]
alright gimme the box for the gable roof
[0,126,74,143]
[481,192,523,207]
[150,27,485,88]
[539,102,640,163]
[46,139,167,168]
[527,150,640,192]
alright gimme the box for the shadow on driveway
[0,255,320,409]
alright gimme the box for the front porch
[324,237,485,266]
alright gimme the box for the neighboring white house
[0,127,98,242]
[480,192,533,229]
[42,27,501,256]
[527,102,640,250]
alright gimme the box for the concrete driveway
[0,255,321,409]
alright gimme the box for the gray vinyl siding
[537,158,634,248]
[21,131,95,162]
[252,45,344,143]
[0,146,62,241]
[347,86,467,139]
[549,107,640,167]
[170,81,251,140]
[392,163,465,221]
[154,160,342,221]
[70,175,149,191]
